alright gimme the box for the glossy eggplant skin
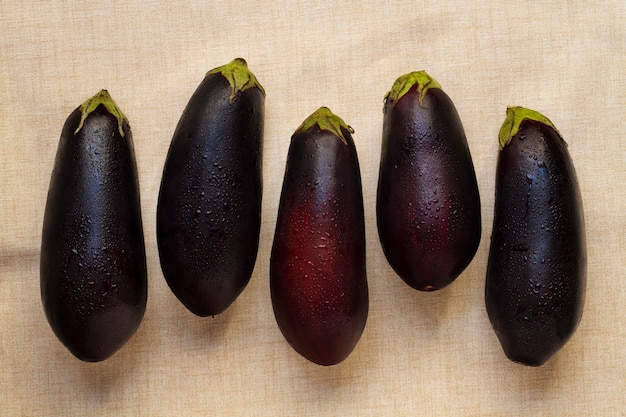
[270,108,368,366]
[486,111,586,366]
[41,92,147,362]
[377,73,481,291]
[157,60,264,317]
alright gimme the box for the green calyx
[75,90,128,137]
[295,107,354,145]
[385,70,442,107]
[207,58,265,102]
[498,106,562,149]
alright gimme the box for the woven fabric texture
[1,1,625,415]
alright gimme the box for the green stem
[75,90,128,137]
[498,106,561,149]
[385,70,442,107]
[295,107,354,145]
[207,58,265,101]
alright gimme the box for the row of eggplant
[40,58,586,367]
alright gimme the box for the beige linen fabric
[1,1,625,415]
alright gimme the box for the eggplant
[41,90,147,362]
[157,58,265,317]
[376,71,481,291]
[270,107,368,366]
[486,107,586,366]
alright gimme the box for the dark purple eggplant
[377,71,481,291]
[270,107,368,366]
[486,107,586,366]
[41,90,147,362]
[157,58,264,317]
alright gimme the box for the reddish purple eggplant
[41,90,147,362]
[157,58,264,317]
[486,107,586,366]
[270,107,368,366]
[377,71,481,291]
